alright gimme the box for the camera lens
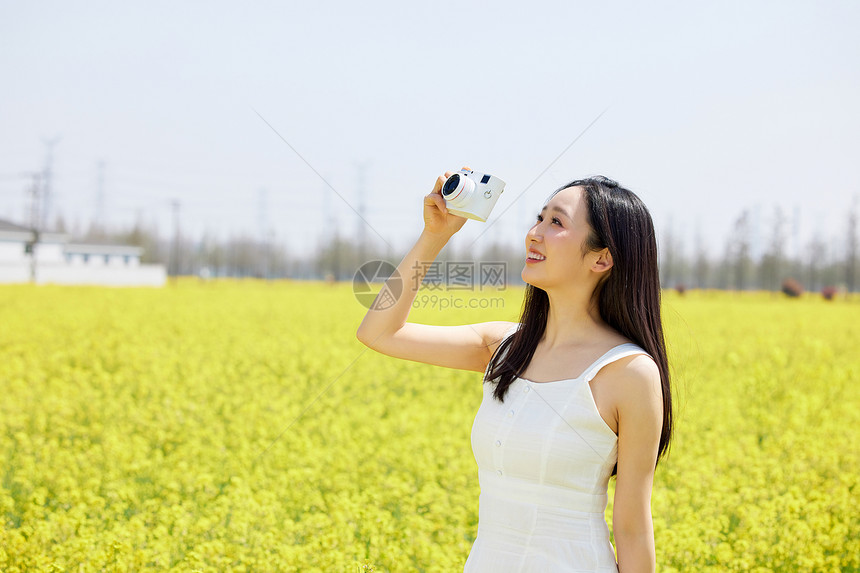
[442,174,460,196]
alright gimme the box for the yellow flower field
[1,282,858,572]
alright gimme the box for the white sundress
[464,327,649,572]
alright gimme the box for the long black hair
[484,176,673,467]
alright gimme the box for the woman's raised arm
[355,172,515,372]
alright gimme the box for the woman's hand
[423,169,469,237]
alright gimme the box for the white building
[0,219,166,286]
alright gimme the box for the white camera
[441,169,506,222]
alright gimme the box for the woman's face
[521,185,597,290]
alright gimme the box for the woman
[356,170,672,572]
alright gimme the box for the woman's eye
[535,214,561,226]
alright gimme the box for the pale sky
[1,1,859,261]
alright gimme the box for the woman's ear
[592,248,614,274]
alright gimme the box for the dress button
[523,386,530,393]
[495,440,501,447]
[507,409,514,418]
[496,469,503,476]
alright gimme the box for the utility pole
[27,173,42,283]
[323,181,339,281]
[848,198,858,293]
[792,205,801,267]
[40,136,61,231]
[693,224,709,289]
[661,216,675,288]
[732,210,752,291]
[170,200,181,279]
[258,188,269,279]
[356,162,368,264]
[95,160,106,233]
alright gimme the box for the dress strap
[581,343,650,383]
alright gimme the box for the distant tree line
[52,201,859,293]
[659,206,858,293]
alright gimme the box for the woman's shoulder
[587,330,657,387]
[597,350,661,402]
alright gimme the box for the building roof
[0,219,33,233]
[0,219,65,241]
[0,219,35,242]
[0,219,141,256]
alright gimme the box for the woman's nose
[527,222,542,241]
